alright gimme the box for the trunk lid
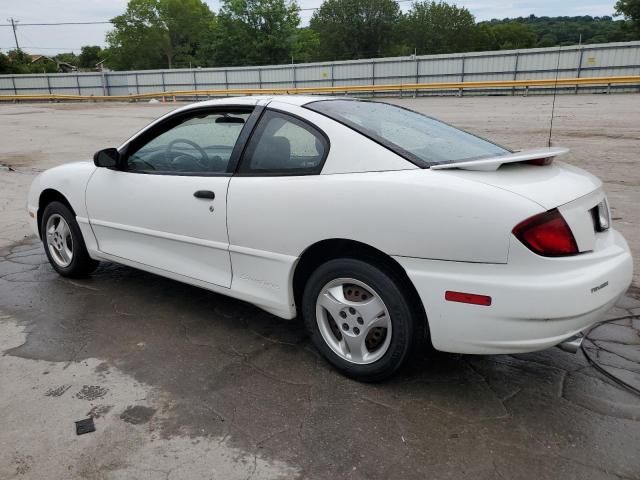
[431,151,606,254]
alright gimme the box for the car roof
[179,95,339,111]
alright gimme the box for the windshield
[306,100,510,167]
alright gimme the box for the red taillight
[445,291,492,306]
[526,157,554,166]
[512,209,578,256]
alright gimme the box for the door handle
[194,190,215,200]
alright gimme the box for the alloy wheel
[45,214,74,267]
[315,277,392,365]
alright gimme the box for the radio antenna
[547,46,562,147]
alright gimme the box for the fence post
[331,64,335,88]
[224,69,228,96]
[512,51,519,96]
[414,55,419,98]
[258,68,262,90]
[459,55,465,97]
[161,71,166,92]
[292,63,297,89]
[371,61,375,96]
[575,47,584,94]
[10,75,17,95]
[75,73,81,95]
[134,72,140,95]
[192,70,197,91]
[100,70,107,96]
[45,74,52,97]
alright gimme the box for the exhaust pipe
[557,334,583,354]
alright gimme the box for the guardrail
[0,75,638,102]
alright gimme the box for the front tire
[302,258,418,382]
[41,201,99,277]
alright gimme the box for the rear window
[306,100,510,167]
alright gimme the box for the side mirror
[93,148,120,168]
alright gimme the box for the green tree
[310,0,401,61]
[0,52,10,74]
[212,0,301,66]
[55,52,79,66]
[481,15,637,47]
[489,22,537,49]
[470,24,499,51]
[616,0,640,32]
[79,46,104,69]
[537,33,557,47]
[3,50,57,74]
[106,0,216,69]
[291,27,321,63]
[402,1,479,55]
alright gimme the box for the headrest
[254,135,291,169]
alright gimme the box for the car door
[226,106,330,311]
[86,106,257,288]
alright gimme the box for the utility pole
[8,18,20,51]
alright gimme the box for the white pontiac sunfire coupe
[28,96,633,381]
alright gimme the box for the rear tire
[302,258,419,382]
[41,201,99,278]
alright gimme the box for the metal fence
[1,41,639,97]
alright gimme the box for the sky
[0,0,621,55]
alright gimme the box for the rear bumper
[394,229,633,354]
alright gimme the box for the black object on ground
[75,417,96,435]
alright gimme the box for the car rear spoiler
[430,147,569,172]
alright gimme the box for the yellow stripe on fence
[0,75,638,102]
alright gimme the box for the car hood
[431,160,601,210]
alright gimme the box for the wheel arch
[292,238,429,340]
[37,189,76,239]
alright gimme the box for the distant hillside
[481,15,638,48]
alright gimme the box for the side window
[239,110,328,175]
[126,110,251,174]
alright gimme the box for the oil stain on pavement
[1,238,639,479]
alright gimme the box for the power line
[0,20,113,27]
[0,45,83,50]
[0,0,418,20]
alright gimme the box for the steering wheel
[165,139,209,170]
